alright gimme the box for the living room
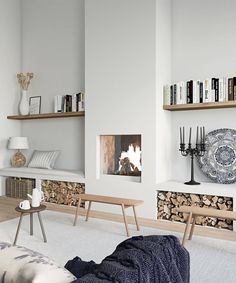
[0,0,236,282]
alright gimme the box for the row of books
[163,78,236,105]
[54,92,85,113]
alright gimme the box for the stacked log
[42,180,85,208]
[157,191,233,230]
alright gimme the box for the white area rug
[0,210,235,283]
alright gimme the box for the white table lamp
[8,137,29,167]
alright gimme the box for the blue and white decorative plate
[197,128,236,184]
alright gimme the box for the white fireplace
[99,135,142,182]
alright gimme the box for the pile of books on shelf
[54,92,85,113]
[163,78,236,105]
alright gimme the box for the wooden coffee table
[14,204,47,245]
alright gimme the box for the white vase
[19,90,29,115]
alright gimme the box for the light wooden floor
[0,196,236,242]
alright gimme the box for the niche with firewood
[100,135,142,181]
[157,191,233,230]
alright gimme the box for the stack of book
[163,78,236,105]
[54,92,85,113]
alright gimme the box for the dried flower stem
[17,72,34,91]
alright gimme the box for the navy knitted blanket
[66,235,190,283]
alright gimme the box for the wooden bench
[73,194,144,236]
[178,206,236,246]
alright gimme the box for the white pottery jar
[19,90,29,115]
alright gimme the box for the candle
[183,127,185,144]
[203,126,205,143]
[180,127,182,144]
[200,127,202,144]
[189,127,192,144]
[196,126,199,145]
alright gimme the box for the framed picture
[29,96,41,115]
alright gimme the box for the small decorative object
[27,188,44,207]
[19,200,31,210]
[197,128,236,184]
[29,96,41,114]
[17,72,34,115]
[8,137,29,167]
[179,126,206,185]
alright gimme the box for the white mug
[19,200,31,210]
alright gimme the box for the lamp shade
[8,137,29,150]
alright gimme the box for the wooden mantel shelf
[163,101,236,111]
[7,111,85,120]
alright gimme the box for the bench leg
[86,201,92,221]
[132,206,140,231]
[73,198,82,226]
[14,213,23,246]
[121,204,130,237]
[30,213,33,236]
[182,212,192,246]
[189,215,196,240]
[37,212,47,243]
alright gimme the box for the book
[170,85,174,105]
[187,81,193,103]
[215,78,219,102]
[224,77,228,102]
[173,84,177,105]
[228,78,233,101]
[233,77,236,100]
[54,95,63,113]
[211,78,216,102]
[203,79,211,103]
[193,81,199,104]
[219,78,224,102]
[163,85,170,105]
[199,82,204,103]
[179,81,186,104]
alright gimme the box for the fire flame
[119,144,142,172]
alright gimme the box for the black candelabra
[179,126,206,185]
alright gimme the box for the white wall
[156,0,172,183]
[85,0,158,218]
[0,0,22,193]
[21,0,85,171]
[171,0,236,182]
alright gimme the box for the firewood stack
[157,191,233,230]
[42,180,85,207]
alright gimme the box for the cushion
[28,150,60,169]
[0,242,76,283]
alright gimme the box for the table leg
[182,212,192,246]
[86,201,92,221]
[30,213,33,236]
[132,206,140,231]
[37,212,47,243]
[121,204,130,237]
[73,198,81,226]
[189,215,196,240]
[14,213,23,246]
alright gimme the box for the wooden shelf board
[163,101,236,111]
[7,111,85,120]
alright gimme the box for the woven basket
[6,177,35,199]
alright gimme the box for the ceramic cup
[19,200,31,210]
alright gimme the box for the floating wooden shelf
[7,111,85,120]
[163,101,236,111]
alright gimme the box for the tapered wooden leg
[37,212,47,243]
[121,204,130,237]
[14,213,23,246]
[132,206,140,231]
[30,213,33,236]
[189,215,196,240]
[86,201,92,221]
[73,198,81,226]
[182,212,192,246]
